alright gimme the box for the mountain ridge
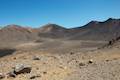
[0,18,120,42]
[1,18,120,30]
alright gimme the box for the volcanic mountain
[0,25,38,48]
[0,18,120,44]
[68,18,120,40]
[0,25,36,41]
[0,18,120,80]
[35,18,120,41]
[37,23,69,38]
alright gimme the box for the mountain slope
[0,25,38,47]
[37,23,69,38]
[68,18,120,41]
[0,18,120,43]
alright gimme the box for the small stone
[79,63,85,66]
[106,59,110,62]
[13,57,16,60]
[30,75,41,79]
[32,56,40,60]
[43,72,47,74]
[6,71,16,78]
[70,52,74,55]
[88,59,93,64]
[36,67,39,70]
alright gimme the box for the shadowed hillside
[68,18,120,40]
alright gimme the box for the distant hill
[0,24,37,43]
[37,23,69,38]
[0,18,120,44]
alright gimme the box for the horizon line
[0,17,120,29]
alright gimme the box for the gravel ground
[0,46,120,80]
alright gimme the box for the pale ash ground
[0,40,120,80]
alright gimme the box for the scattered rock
[59,66,64,69]
[32,56,40,60]
[88,59,93,64]
[70,52,74,55]
[6,71,16,78]
[7,64,32,78]
[34,39,43,43]
[76,60,79,63]
[0,73,5,79]
[14,64,31,75]
[106,59,110,62]
[113,58,118,60]
[13,57,16,60]
[30,75,41,79]
[36,67,39,70]
[43,71,47,74]
[79,62,85,66]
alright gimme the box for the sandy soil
[0,44,120,80]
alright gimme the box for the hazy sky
[0,0,120,28]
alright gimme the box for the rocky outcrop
[13,64,31,75]
[7,64,31,78]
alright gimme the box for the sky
[0,0,120,28]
